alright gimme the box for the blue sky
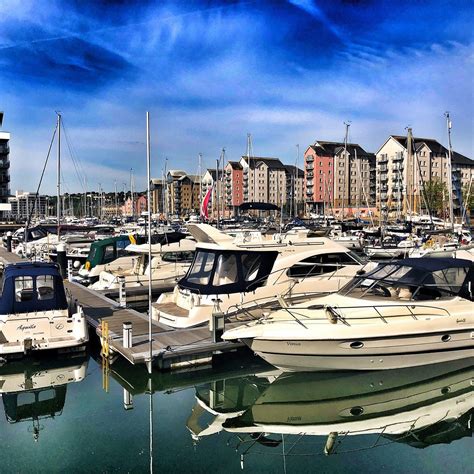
[1,0,472,193]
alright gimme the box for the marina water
[1,350,472,473]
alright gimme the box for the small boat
[223,257,474,371]
[0,262,89,357]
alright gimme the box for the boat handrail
[272,302,453,326]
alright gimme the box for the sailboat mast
[445,112,455,229]
[56,112,61,237]
[341,122,350,221]
[198,153,202,212]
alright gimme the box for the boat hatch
[341,258,473,301]
[0,263,68,313]
[178,249,278,295]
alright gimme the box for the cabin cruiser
[0,262,89,357]
[91,238,196,291]
[153,224,367,329]
[74,235,134,285]
[223,258,474,371]
[0,355,88,441]
[220,359,473,458]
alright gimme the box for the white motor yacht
[223,258,474,371]
[0,262,89,357]
[154,224,367,329]
[91,238,195,291]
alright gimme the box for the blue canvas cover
[0,262,68,314]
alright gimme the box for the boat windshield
[341,261,472,301]
[179,249,278,294]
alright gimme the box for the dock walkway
[0,247,244,369]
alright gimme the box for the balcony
[393,164,404,171]
[380,193,387,200]
[380,173,388,182]
[306,155,314,162]
[306,165,314,171]
[243,168,248,174]
[0,145,9,154]
[0,160,10,169]
[307,172,314,178]
[379,165,388,172]
[379,156,388,163]
[393,154,403,162]
[0,175,10,184]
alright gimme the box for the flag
[200,185,213,220]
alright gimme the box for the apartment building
[376,134,473,215]
[304,141,375,214]
[166,170,201,217]
[8,190,47,220]
[224,161,244,214]
[240,156,289,206]
[0,129,11,219]
[150,178,164,215]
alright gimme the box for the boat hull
[243,329,474,371]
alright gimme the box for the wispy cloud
[1,0,472,193]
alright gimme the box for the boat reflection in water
[0,354,88,441]
[188,359,473,463]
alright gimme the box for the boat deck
[0,247,244,369]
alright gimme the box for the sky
[0,0,473,194]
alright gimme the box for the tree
[422,179,448,216]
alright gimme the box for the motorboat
[0,262,89,357]
[74,235,135,285]
[91,238,196,291]
[154,224,367,329]
[223,257,474,371]
[0,355,88,441]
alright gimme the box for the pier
[0,247,244,370]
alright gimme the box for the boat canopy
[178,248,278,295]
[342,258,473,301]
[0,262,68,314]
[86,235,133,269]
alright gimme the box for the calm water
[0,350,472,473]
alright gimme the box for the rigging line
[63,125,85,189]
[25,123,58,239]
[61,117,88,191]
[62,120,87,190]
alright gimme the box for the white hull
[0,308,89,356]
[243,328,474,371]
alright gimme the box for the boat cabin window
[241,253,262,282]
[287,252,360,278]
[187,252,216,285]
[161,251,195,263]
[37,275,55,300]
[15,276,34,302]
[342,262,472,301]
[180,249,278,294]
[103,245,115,262]
[213,254,239,286]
